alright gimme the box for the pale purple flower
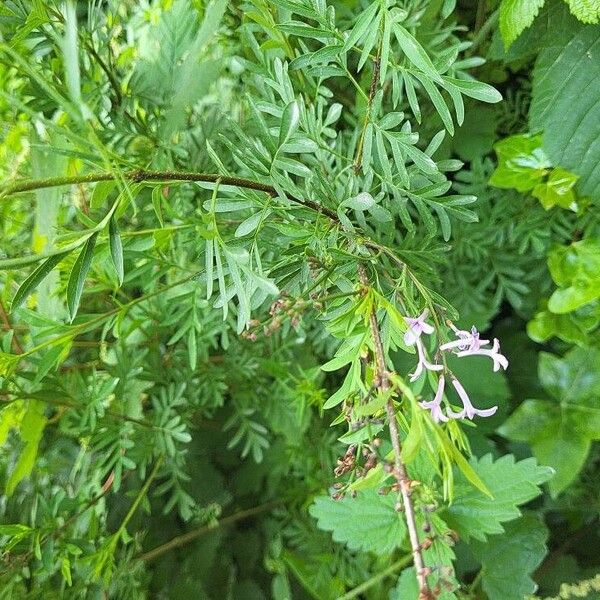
[439,324,489,352]
[409,337,443,382]
[456,338,508,372]
[404,309,442,381]
[404,309,434,346]
[445,378,498,420]
[419,375,448,423]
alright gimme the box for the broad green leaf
[11,251,70,311]
[564,0,600,23]
[108,216,124,285]
[471,516,548,600]
[498,347,600,496]
[532,167,579,210]
[527,308,590,345]
[547,240,600,313]
[309,488,406,554]
[66,232,98,321]
[489,134,551,192]
[443,454,553,541]
[530,21,600,198]
[499,0,546,48]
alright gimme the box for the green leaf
[489,134,551,192]
[470,516,548,600]
[309,488,406,554]
[151,186,164,227]
[342,2,379,52]
[563,0,600,23]
[443,454,553,541]
[547,240,600,313]
[532,167,579,210]
[108,217,124,286]
[6,401,47,496]
[499,0,546,48]
[91,180,117,210]
[530,22,600,198]
[391,514,458,599]
[11,251,70,311]
[66,232,98,322]
[235,211,267,238]
[393,24,443,84]
[278,100,300,147]
[442,77,503,104]
[498,347,600,496]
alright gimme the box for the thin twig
[337,554,412,600]
[0,298,24,353]
[0,170,340,223]
[358,264,432,599]
[353,49,381,173]
[137,500,282,563]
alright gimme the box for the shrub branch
[358,264,432,599]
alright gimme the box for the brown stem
[0,170,340,223]
[0,298,24,353]
[354,50,381,173]
[358,264,432,599]
[137,500,282,563]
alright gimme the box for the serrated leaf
[530,22,600,198]
[309,489,406,554]
[443,454,553,541]
[108,217,124,286]
[564,0,600,23]
[499,0,546,48]
[498,347,600,496]
[66,232,98,322]
[471,516,548,600]
[11,251,70,311]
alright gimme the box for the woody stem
[358,264,431,597]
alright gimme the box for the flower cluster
[403,310,508,423]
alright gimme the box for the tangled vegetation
[1,0,600,598]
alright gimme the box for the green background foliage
[1,0,600,599]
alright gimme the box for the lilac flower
[404,309,434,346]
[409,337,443,382]
[439,324,488,352]
[456,337,508,372]
[440,322,508,372]
[419,375,448,423]
[404,309,442,382]
[445,378,498,420]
